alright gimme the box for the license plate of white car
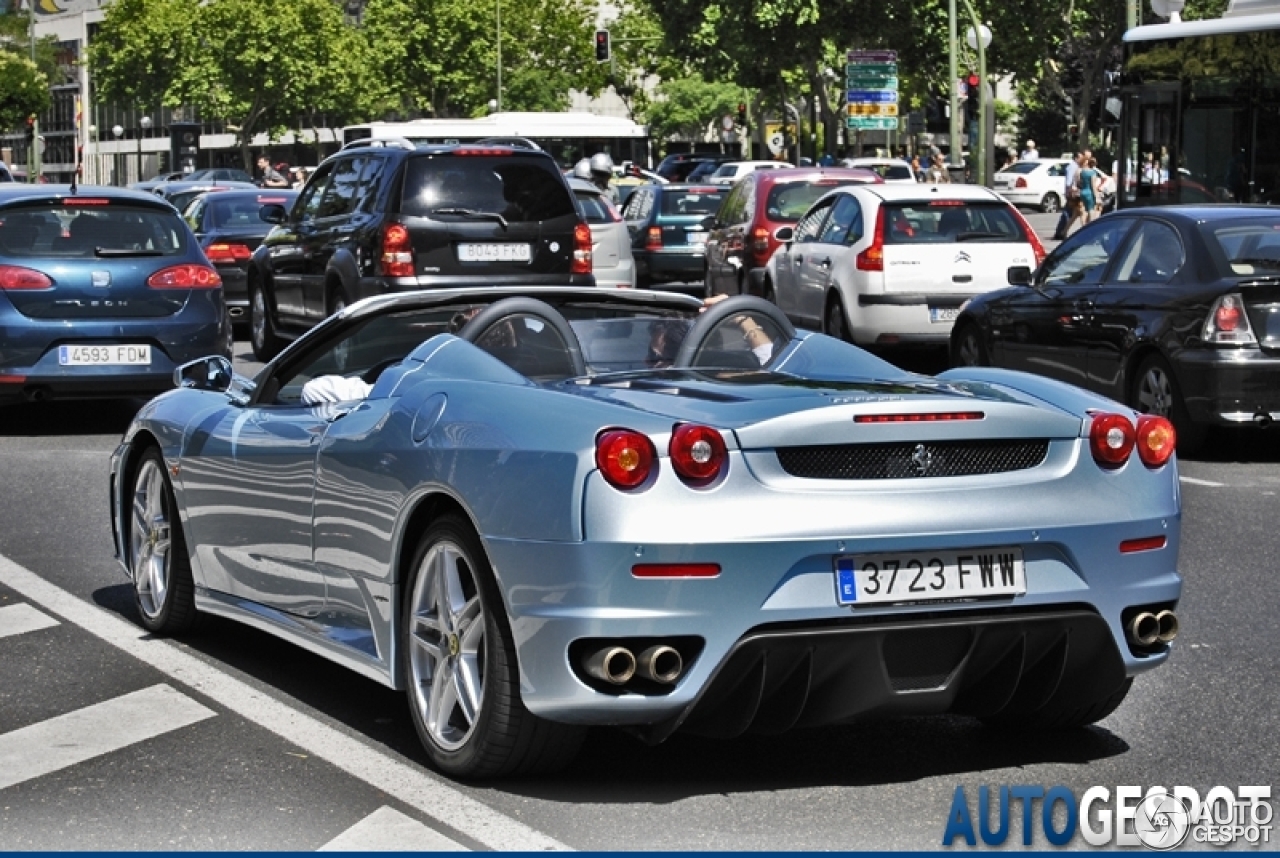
[834,547,1026,606]
[58,344,151,366]
[457,242,532,262]
[930,306,960,323]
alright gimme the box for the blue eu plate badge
[835,557,857,603]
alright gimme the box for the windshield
[767,181,862,222]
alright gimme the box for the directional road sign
[847,89,898,103]
[846,117,901,131]
[847,50,897,62]
[847,103,899,117]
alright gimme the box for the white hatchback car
[707,160,794,185]
[764,183,1044,347]
[993,158,1073,212]
[841,157,918,184]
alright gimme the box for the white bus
[342,112,651,168]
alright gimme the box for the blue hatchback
[0,185,231,404]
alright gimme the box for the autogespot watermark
[942,785,1274,849]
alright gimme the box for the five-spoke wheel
[128,449,198,633]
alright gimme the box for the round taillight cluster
[669,423,727,483]
[1089,412,1176,469]
[595,429,656,489]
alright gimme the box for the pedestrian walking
[1020,139,1039,160]
[257,155,289,188]
[925,154,951,183]
[1053,150,1086,240]
[1079,156,1102,224]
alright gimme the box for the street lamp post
[948,0,961,170]
[495,0,502,111]
[111,124,124,186]
[965,19,992,186]
[137,115,152,183]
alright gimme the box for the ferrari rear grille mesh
[776,439,1050,479]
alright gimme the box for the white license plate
[58,344,151,366]
[457,242,532,263]
[686,231,708,246]
[835,547,1026,606]
[930,306,960,323]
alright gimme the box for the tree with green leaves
[359,0,604,119]
[90,0,367,170]
[1,11,55,134]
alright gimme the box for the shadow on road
[0,398,144,437]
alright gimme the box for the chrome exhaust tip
[635,645,683,684]
[584,646,636,685]
[1155,609,1179,643]
[1126,611,1160,647]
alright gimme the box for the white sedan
[993,158,1072,212]
[763,183,1043,347]
[706,160,794,185]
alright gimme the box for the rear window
[880,202,1024,245]
[1205,219,1280,274]
[659,188,727,217]
[575,190,615,225]
[861,163,914,181]
[0,203,188,258]
[766,181,862,223]
[400,156,576,222]
[999,162,1041,175]
[207,193,297,228]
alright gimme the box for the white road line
[1179,475,1225,487]
[0,602,59,639]
[0,684,215,791]
[0,554,570,852]
[319,805,468,852]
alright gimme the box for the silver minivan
[569,176,636,288]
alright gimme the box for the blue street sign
[847,90,899,103]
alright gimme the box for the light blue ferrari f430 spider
[109,287,1182,779]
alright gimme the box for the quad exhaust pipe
[1126,609,1179,646]
[582,643,684,686]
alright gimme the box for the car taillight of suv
[379,223,414,277]
[573,222,593,274]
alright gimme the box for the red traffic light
[594,29,610,62]
[966,74,980,87]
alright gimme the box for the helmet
[589,152,614,177]
[571,158,593,180]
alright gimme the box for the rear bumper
[1174,346,1280,425]
[844,290,982,346]
[997,190,1052,207]
[636,248,707,283]
[364,273,596,297]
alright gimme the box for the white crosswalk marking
[0,603,59,639]
[319,806,468,852]
[0,684,215,792]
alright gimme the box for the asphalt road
[0,333,1278,849]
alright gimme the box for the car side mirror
[1007,265,1033,286]
[775,226,795,243]
[174,355,234,392]
[259,204,287,224]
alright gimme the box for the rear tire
[402,515,585,779]
[1131,354,1208,455]
[326,281,347,318]
[249,278,284,362]
[824,292,852,342]
[762,276,776,305]
[128,448,199,634]
[1041,192,1061,214]
[950,321,989,367]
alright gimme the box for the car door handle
[816,257,831,268]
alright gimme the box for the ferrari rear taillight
[147,264,221,289]
[205,242,252,263]
[1202,293,1256,344]
[645,226,663,251]
[1089,412,1136,469]
[378,222,414,277]
[1009,205,1047,265]
[0,264,53,290]
[596,428,656,489]
[573,221,593,274]
[1135,415,1176,467]
[856,206,886,272]
[669,423,727,484]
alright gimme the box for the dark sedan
[949,205,1280,451]
[620,183,730,293]
[0,184,231,405]
[152,180,258,216]
[182,188,299,326]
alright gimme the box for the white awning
[1125,10,1280,40]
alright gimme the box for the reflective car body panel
[109,286,1181,739]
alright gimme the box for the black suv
[247,140,593,360]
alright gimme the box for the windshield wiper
[432,207,508,230]
[954,231,1009,241]
[94,248,165,257]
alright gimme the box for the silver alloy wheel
[1136,363,1173,416]
[251,287,267,352]
[408,540,485,752]
[130,459,172,620]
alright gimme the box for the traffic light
[965,74,980,123]
[594,29,610,63]
[737,102,748,127]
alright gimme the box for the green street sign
[846,117,901,131]
[845,62,897,75]
[847,75,899,89]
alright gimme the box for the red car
[703,167,882,298]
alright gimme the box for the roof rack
[474,136,542,151]
[341,136,417,151]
